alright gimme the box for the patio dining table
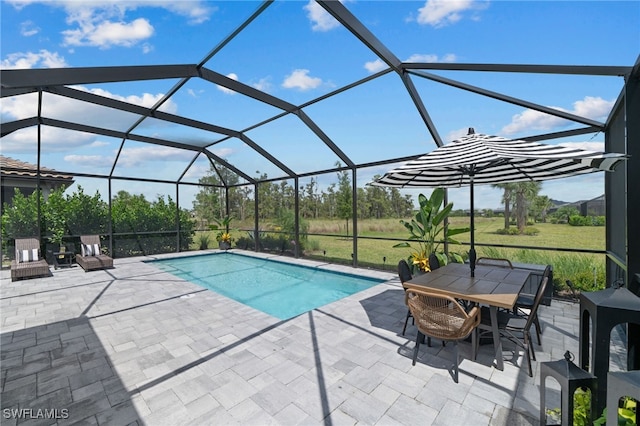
[403,262,531,371]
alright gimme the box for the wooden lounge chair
[76,235,114,272]
[11,237,50,281]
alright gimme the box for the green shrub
[196,233,211,250]
[523,227,539,235]
[569,215,587,226]
[496,228,519,235]
[569,215,606,226]
[571,268,606,292]
[479,247,606,293]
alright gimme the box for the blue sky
[1,1,638,210]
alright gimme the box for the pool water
[150,253,384,320]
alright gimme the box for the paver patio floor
[1,250,626,425]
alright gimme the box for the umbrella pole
[469,176,476,277]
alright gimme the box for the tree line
[1,187,195,256]
[192,163,415,225]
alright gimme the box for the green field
[302,217,607,294]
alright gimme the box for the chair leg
[413,331,422,366]
[471,329,477,361]
[452,341,459,383]
[524,332,533,377]
[527,331,536,361]
[402,310,411,335]
[533,314,542,346]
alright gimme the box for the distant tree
[532,195,554,223]
[1,189,41,242]
[553,206,580,223]
[492,183,517,229]
[193,165,224,225]
[335,163,353,235]
[65,186,109,236]
[513,182,541,232]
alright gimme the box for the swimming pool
[149,253,385,320]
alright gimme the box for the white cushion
[82,243,101,256]
[18,248,39,263]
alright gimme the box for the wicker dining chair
[77,235,114,272]
[11,237,50,281]
[406,288,480,383]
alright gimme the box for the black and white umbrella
[371,129,627,276]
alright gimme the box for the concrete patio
[0,251,627,425]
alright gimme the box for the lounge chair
[76,235,114,272]
[11,237,50,281]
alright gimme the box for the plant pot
[219,241,231,250]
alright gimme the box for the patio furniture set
[10,235,113,281]
[400,258,546,380]
[399,256,640,424]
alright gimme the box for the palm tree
[533,195,554,222]
[514,182,542,232]
[492,183,517,229]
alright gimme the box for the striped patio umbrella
[371,129,627,276]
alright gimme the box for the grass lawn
[302,217,607,292]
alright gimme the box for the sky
[1,0,639,211]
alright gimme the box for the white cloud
[183,163,211,180]
[86,87,178,113]
[405,53,457,63]
[187,88,205,98]
[501,96,614,135]
[252,77,273,93]
[0,49,68,69]
[1,86,179,154]
[303,0,340,32]
[7,1,213,50]
[217,73,238,95]
[558,141,605,152]
[364,59,387,73]
[416,0,475,28]
[20,20,39,36]
[1,126,97,154]
[117,145,194,167]
[210,147,233,158]
[282,69,322,91]
[62,17,154,49]
[64,154,114,168]
[2,85,177,121]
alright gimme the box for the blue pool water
[150,253,384,320]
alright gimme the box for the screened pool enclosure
[1,1,639,292]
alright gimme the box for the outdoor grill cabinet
[579,286,640,416]
[513,263,553,306]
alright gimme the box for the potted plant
[216,232,233,250]
[394,188,469,274]
[211,215,234,250]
